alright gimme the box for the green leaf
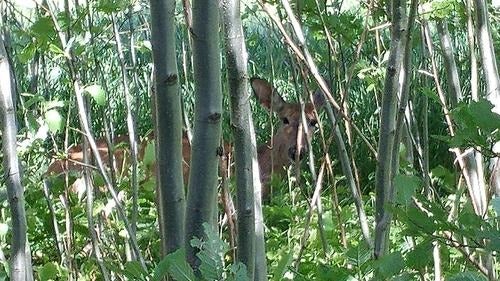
[48,43,65,55]
[317,264,351,281]
[38,262,59,281]
[166,251,196,281]
[83,84,106,106]
[272,251,293,281]
[18,43,37,63]
[190,223,228,281]
[431,165,455,192]
[44,100,65,110]
[143,140,156,166]
[30,16,56,46]
[44,109,62,133]
[152,254,170,281]
[405,240,433,270]
[394,174,420,205]
[374,251,404,279]
[229,263,249,281]
[448,271,488,281]
[123,261,146,280]
[152,248,195,281]
[467,100,500,132]
[96,0,130,13]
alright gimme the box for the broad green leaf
[317,264,351,281]
[152,254,170,281]
[18,43,36,63]
[229,263,249,281]
[104,259,126,277]
[123,261,146,280]
[23,93,46,109]
[448,271,488,281]
[30,16,56,45]
[44,109,62,133]
[374,251,404,279]
[152,248,195,281]
[467,100,500,132]
[405,240,432,270]
[190,223,228,280]
[84,84,106,106]
[44,100,65,110]
[48,43,65,56]
[394,174,420,205]
[431,165,455,192]
[38,262,59,281]
[97,0,130,13]
[272,251,293,281]
[166,249,196,281]
[143,141,156,166]
[405,206,437,234]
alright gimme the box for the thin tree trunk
[418,23,441,280]
[470,0,499,273]
[325,104,372,248]
[83,141,110,281]
[374,0,409,258]
[185,0,223,270]
[111,14,140,250]
[44,1,147,268]
[149,0,186,256]
[220,0,261,279]
[436,20,487,216]
[0,33,31,281]
[474,0,500,197]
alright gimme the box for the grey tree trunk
[374,0,409,258]
[436,20,487,216]
[111,14,140,242]
[471,1,500,277]
[149,0,186,255]
[324,105,372,248]
[474,0,500,196]
[0,34,31,281]
[185,0,223,270]
[220,0,260,279]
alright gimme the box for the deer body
[45,78,323,199]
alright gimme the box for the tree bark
[111,14,140,244]
[374,0,409,258]
[436,20,487,216]
[474,0,500,196]
[149,0,186,256]
[0,33,31,281]
[185,0,223,271]
[220,0,263,279]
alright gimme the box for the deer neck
[257,140,289,185]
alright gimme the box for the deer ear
[251,77,286,112]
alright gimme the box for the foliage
[106,223,247,281]
[0,0,499,279]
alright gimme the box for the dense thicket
[0,0,499,280]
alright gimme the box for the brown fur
[45,78,324,199]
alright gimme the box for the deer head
[250,77,325,195]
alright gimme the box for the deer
[44,77,325,199]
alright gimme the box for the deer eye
[282,118,289,124]
[309,120,317,127]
